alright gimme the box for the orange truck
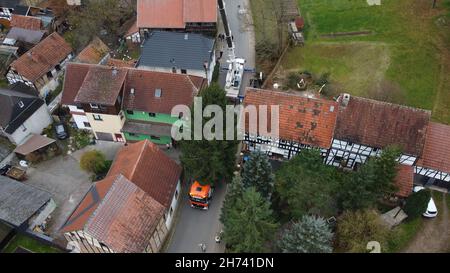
[189,181,213,210]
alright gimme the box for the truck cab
[189,181,213,210]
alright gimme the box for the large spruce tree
[242,152,274,199]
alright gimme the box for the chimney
[341,93,350,107]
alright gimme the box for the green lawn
[386,217,423,253]
[278,0,450,123]
[2,234,62,253]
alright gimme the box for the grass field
[2,234,62,253]
[277,0,450,123]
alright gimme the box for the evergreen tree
[180,84,239,185]
[221,187,279,253]
[220,175,245,223]
[242,152,274,199]
[278,215,333,253]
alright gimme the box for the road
[166,0,255,253]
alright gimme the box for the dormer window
[18,101,24,108]
[90,103,99,109]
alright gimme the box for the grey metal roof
[122,121,173,137]
[138,31,215,71]
[6,27,44,45]
[0,175,51,227]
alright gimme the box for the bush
[80,150,107,175]
[336,209,389,253]
[403,190,431,220]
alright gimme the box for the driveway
[25,141,124,239]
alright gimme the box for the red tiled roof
[137,0,217,29]
[108,140,182,208]
[417,122,450,174]
[10,14,41,30]
[335,95,431,156]
[124,69,205,114]
[10,32,72,82]
[75,37,110,64]
[395,165,413,198]
[62,174,165,253]
[74,65,127,105]
[125,19,139,36]
[61,62,90,105]
[243,88,338,149]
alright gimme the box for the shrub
[336,209,388,253]
[403,190,431,220]
[80,150,106,175]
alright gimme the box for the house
[326,94,431,169]
[138,31,216,83]
[0,175,56,231]
[127,0,217,43]
[62,140,182,253]
[61,63,205,143]
[3,27,44,48]
[242,88,338,159]
[6,32,73,97]
[415,122,450,190]
[74,37,110,65]
[0,84,52,145]
[0,1,28,28]
[10,14,41,30]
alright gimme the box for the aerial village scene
[0,0,450,260]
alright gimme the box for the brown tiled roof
[243,88,338,149]
[75,37,110,64]
[108,140,182,208]
[62,174,165,253]
[395,165,413,198]
[61,62,90,105]
[125,19,139,36]
[335,95,431,156]
[124,69,205,114]
[13,134,56,156]
[74,66,127,105]
[106,58,136,68]
[10,32,72,82]
[417,122,450,174]
[137,0,216,29]
[10,15,41,30]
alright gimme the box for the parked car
[0,164,11,175]
[54,123,69,140]
[423,198,438,218]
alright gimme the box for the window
[126,110,134,115]
[129,133,136,136]
[333,156,343,164]
[169,207,174,216]
[175,189,179,200]
[18,101,24,108]
[46,71,53,79]
[21,124,27,132]
[76,105,83,110]
[93,114,102,121]
[148,112,156,117]
[150,135,160,140]
[172,67,177,73]
[154,89,161,98]
[90,103,99,109]
[55,64,61,71]
[83,122,91,128]
[181,69,187,74]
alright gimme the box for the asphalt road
[166,0,255,253]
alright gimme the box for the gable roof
[138,31,214,71]
[75,37,110,65]
[243,88,338,149]
[123,68,205,114]
[10,14,41,30]
[108,140,182,208]
[334,95,431,156]
[417,122,450,174]
[0,175,51,227]
[0,87,44,134]
[61,62,90,105]
[9,32,72,82]
[137,0,217,29]
[74,65,127,105]
[61,174,165,253]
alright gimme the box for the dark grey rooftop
[138,31,215,71]
[122,120,173,137]
[0,175,51,227]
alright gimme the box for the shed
[13,134,57,162]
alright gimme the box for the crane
[218,0,246,99]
